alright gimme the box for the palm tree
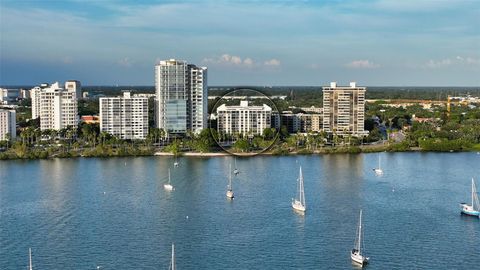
[26,127,36,145]
[20,128,29,145]
[34,128,41,145]
[49,129,58,143]
[99,132,110,145]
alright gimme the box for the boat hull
[164,184,174,191]
[373,168,383,175]
[460,204,480,217]
[292,200,306,212]
[226,190,234,199]
[351,250,369,266]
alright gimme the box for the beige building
[0,109,16,141]
[322,82,368,137]
[278,113,322,134]
[100,92,148,140]
[311,114,322,132]
[217,101,272,136]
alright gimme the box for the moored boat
[226,163,234,199]
[292,166,306,212]
[351,209,369,266]
[460,178,480,217]
[164,169,174,191]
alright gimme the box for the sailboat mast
[299,167,305,205]
[472,178,475,208]
[168,169,171,184]
[229,163,233,189]
[29,248,32,270]
[171,243,175,270]
[358,210,363,252]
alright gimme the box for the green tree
[233,139,249,152]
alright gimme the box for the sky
[0,0,479,86]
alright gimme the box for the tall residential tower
[155,59,207,136]
[322,82,368,137]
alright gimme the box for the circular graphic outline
[209,87,281,156]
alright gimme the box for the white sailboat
[226,164,234,199]
[173,156,179,168]
[233,157,239,175]
[164,169,174,191]
[291,166,306,212]
[460,178,480,217]
[168,243,176,270]
[373,154,383,175]
[29,248,33,270]
[351,209,369,266]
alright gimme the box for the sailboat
[164,169,174,191]
[373,154,383,175]
[29,248,33,270]
[233,157,239,176]
[173,156,179,168]
[168,243,176,270]
[460,178,480,217]
[226,164,234,199]
[291,166,306,212]
[351,209,369,266]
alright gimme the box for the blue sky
[0,0,479,86]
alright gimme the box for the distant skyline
[1,0,479,86]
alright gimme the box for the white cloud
[202,54,280,68]
[425,58,451,69]
[118,57,133,67]
[243,58,254,66]
[466,57,480,65]
[424,56,480,69]
[204,54,248,66]
[346,60,380,69]
[264,59,281,66]
[456,56,480,65]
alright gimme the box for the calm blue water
[1,153,479,269]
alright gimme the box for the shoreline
[2,147,480,161]
[155,152,231,157]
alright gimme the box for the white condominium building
[217,101,272,136]
[65,80,82,99]
[155,59,208,135]
[31,82,79,131]
[100,91,148,140]
[30,81,81,130]
[189,65,208,134]
[0,109,16,141]
[322,82,368,137]
[30,86,42,119]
